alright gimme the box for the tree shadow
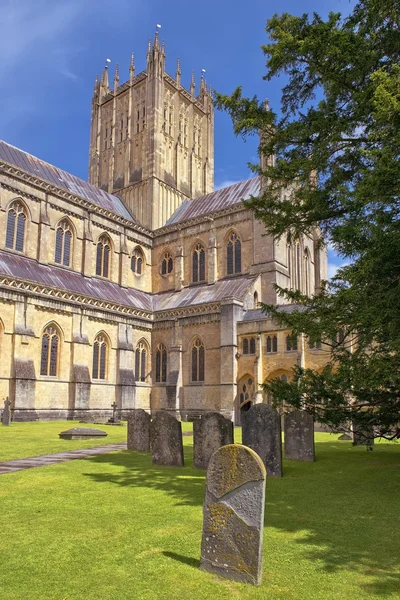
[81,440,399,597]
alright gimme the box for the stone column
[119,230,130,288]
[37,197,51,264]
[254,334,264,404]
[208,230,217,284]
[81,215,93,277]
[219,300,243,420]
[165,320,183,418]
[174,245,184,291]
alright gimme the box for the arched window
[96,235,111,278]
[239,377,254,412]
[155,343,167,383]
[243,338,249,354]
[286,334,298,352]
[92,333,108,380]
[6,201,26,252]
[227,232,241,275]
[135,341,148,382]
[266,335,278,353]
[191,338,205,382]
[250,337,256,354]
[131,247,144,275]
[192,242,206,283]
[55,220,73,267]
[161,251,173,275]
[40,324,60,376]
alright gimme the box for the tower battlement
[89,34,214,230]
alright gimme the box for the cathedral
[0,35,327,423]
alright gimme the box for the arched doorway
[237,375,255,423]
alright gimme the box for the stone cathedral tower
[88,33,214,230]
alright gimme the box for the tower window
[192,243,205,283]
[161,251,173,275]
[191,338,205,382]
[131,247,144,275]
[6,201,26,252]
[40,325,60,377]
[55,220,72,267]
[227,232,241,275]
[92,333,108,380]
[96,235,111,278]
[155,343,167,383]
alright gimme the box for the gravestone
[151,412,184,467]
[59,428,107,440]
[108,401,120,424]
[193,412,234,469]
[2,398,11,426]
[200,444,266,585]
[352,423,374,449]
[241,403,283,477]
[127,409,151,452]
[284,410,315,461]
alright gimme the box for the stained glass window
[227,232,241,275]
[55,220,73,267]
[96,235,111,278]
[40,325,59,376]
[135,341,148,382]
[192,243,205,283]
[93,334,108,380]
[191,338,204,382]
[6,201,26,252]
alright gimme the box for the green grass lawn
[0,423,398,600]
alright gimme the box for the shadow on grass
[83,440,399,597]
[162,551,199,569]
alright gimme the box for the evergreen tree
[215,0,400,440]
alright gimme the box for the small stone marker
[127,409,151,452]
[151,412,184,467]
[284,410,315,461]
[200,444,266,585]
[59,428,108,440]
[193,412,234,469]
[242,403,283,477]
[108,401,120,424]
[2,398,11,426]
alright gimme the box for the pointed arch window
[266,335,278,353]
[6,201,26,252]
[131,247,144,275]
[135,341,148,382]
[155,343,167,383]
[239,377,254,409]
[92,333,108,380]
[286,334,298,352]
[161,251,173,275]
[40,325,60,376]
[243,337,256,355]
[191,338,205,382]
[55,220,73,267]
[192,242,206,283]
[96,235,111,278]
[227,232,242,275]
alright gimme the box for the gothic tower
[89,33,214,230]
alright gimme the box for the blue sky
[1,0,354,276]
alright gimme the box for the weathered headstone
[200,444,266,585]
[352,423,374,449]
[241,403,283,477]
[193,412,234,469]
[127,409,151,452]
[284,410,315,461]
[151,412,184,466]
[2,398,11,426]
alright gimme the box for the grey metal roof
[154,275,257,311]
[0,140,134,222]
[165,177,261,225]
[0,250,152,312]
[0,251,257,314]
[241,304,305,322]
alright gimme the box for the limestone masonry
[0,34,328,423]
